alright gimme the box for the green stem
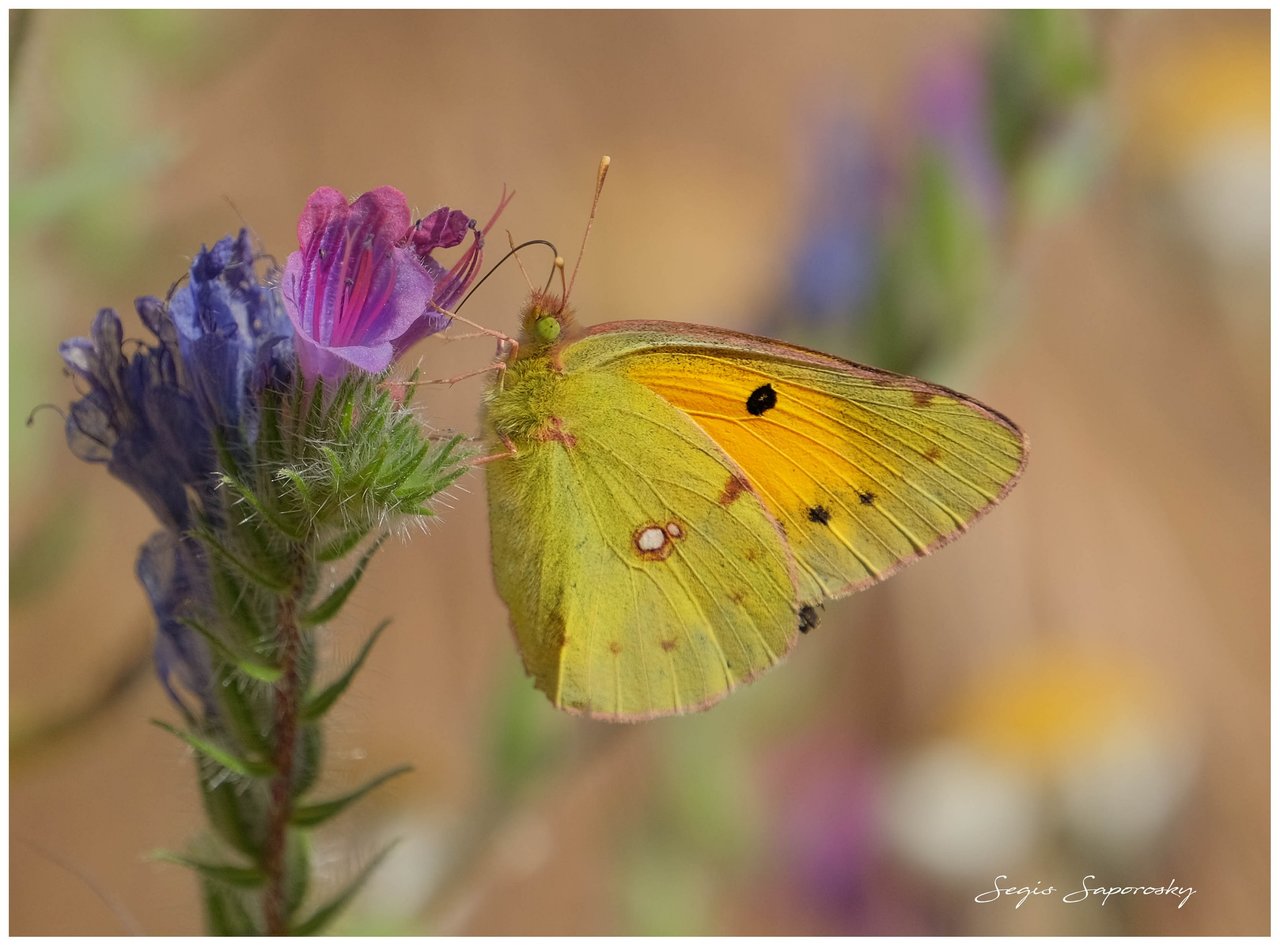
[263,559,307,934]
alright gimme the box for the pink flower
[282,185,503,383]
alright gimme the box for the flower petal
[283,186,441,383]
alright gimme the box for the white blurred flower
[884,741,1038,880]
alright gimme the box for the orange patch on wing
[718,473,749,505]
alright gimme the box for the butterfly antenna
[507,230,536,293]
[563,155,611,309]
[457,238,559,312]
[546,255,565,295]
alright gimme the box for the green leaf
[303,620,390,721]
[298,375,328,453]
[274,466,314,511]
[183,616,282,684]
[212,666,271,758]
[349,388,391,447]
[350,445,390,493]
[320,445,344,486]
[154,850,265,888]
[400,367,421,407]
[194,526,291,593]
[292,724,324,799]
[286,830,311,917]
[289,842,398,936]
[198,766,261,857]
[208,562,269,651]
[338,390,357,438]
[203,880,258,935]
[302,538,384,626]
[316,525,372,563]
[380,439,431,492]
[210,427,247,490]
[153,719,274,779]
[218,471,307,543]
[292,765,412,828]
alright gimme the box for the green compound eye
[536,316,561,342]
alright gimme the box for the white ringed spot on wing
[633,519,687,561]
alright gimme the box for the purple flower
[168,229,294,444]
[913,51,1004,222]
[788,112,887,323]
[281,186,503,383]
[60,304,211,531]
[60,232,292,529]
[138,531,213,719]
[60,230,290,711]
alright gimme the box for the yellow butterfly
[481,167,1027,722]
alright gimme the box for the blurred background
[9,9,1268,935]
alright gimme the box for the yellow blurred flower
[885,644,1198,881]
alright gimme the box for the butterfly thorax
[484,348,569,449]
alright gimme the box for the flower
[60,304,211,531]
[168,229,294,444]
[60,230,291,710]
[912,51,1004,224]
[137,531,213,719]
[282,185,505,383]
[787,111,886,324]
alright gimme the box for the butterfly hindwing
[485,366,800,720]
[562,322,1028,605]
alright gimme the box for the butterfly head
[518,289,577,354]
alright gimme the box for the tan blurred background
[10,10,1268,935]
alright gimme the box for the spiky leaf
[292,765,412,828]
[303,620,390,721]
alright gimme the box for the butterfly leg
[470,434,517,467]
[376,359,499,407]
[406,360,508,388]
[425,301,519,389]
[429,301,519,362]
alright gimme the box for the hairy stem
[263,563,307,935]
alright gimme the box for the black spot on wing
[858,491,876,506]
[807,505,831,525]
[798,604,819,634]
[746,383,777,416]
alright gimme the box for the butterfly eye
[536,316,562,342]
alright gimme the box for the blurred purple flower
[764,739,932,934]
[777,750,881,917]
[788,113,887,323]
[913,51,1004,222]
[282,186,506,383]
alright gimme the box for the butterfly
[480,164,1027,722]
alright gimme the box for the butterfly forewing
[563,323,1028,605]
